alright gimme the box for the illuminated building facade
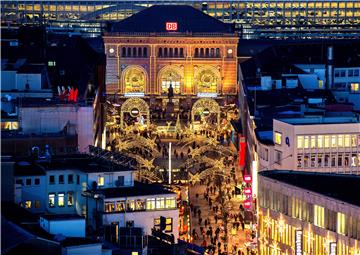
[104,5,238,121]
[258,171,360,255]
[2,1,360,39]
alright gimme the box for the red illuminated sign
[166,22,178,31]
[244,187,252,195]
[244,200,251,209]
[238,136,246,167]
[244,175,252,183]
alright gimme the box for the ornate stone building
[104,5,238,117]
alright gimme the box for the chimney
[326,46,334,89]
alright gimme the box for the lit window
[304,136,309,148]
[105,202,115,212]
[310,136,316,148]
[131,252,139,255]
[25,201,31,208]
[314,205,325,228]
[324,135,330,148]
[165,197,176,209]
[156,197,165,209]
[49,194,55,207]
[275,132,282,145]
[318,80,323,89]
[48,61,56,67]
[331,135,337,148]
[351,135,357,147]
[338,135,344,147]
[337,213,346,235]
[344,135,350,147]
[297,136,303,149]
[58,193,64,207]
[98,176,104,186]
[154,217,173,233]
[351,83,359,92]
[146,198,156,210]
[67,192,73,206]
[317,135,323,148]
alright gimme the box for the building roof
[60,238,100,248]
[97,181,175,199]
[110,5,234,34]
[12,154,134,174]
[40,214,85,221]
[260,170,360,207]
[277,116,360,125]
[14,161,46,176]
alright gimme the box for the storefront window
[304,136,309,148]
[116,200,125,211]
[165,197,176,209]
[146,198,156,210]
[105,202,115,212]
[344,135,350,147]
[159,68,182,94]
[314,205,325,228]
[297,136,303,149]
[156,197,165,209]
[337,213,346,235]
[324,135,330,148]
[317,135,323,148]
[310,136,316,148]
[331,135,337,147]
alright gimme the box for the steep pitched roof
[110,5,234,34]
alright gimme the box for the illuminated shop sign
[244,200,251,209]
[202,108,210,116]
[295,230,303,255]
[130,108,140,117]
[329,242,337,255]
[166,22,178,31]
[197,92,218,98]
[124,92,145,97]
[244,175,252,183]
[244,187,252,195]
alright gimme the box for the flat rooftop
[14,154,134,176]
[277,116,360,125]
[96,181,175,199]
[40,214,85,221]
[260,170,360,207]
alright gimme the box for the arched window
[216,48,220,58]
[138,47,142,57]
[205,48,210,58]
[164,48,168,57]
[169,48,173,57]
[200,48,204,57]
[194,48,199,57]
[132,47,137,57]
[122,47,126,57]
[174,48,179,57]
[180,48,184,57]
[123,66,146,94]
[143,47,147,57]
[127,47,131,57]
[210,48,215,58]
[158,48,163,57]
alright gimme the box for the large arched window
[194,66,220,94]
[158,66,184,95]
[122,66,147,94]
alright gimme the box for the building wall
[19,105,94,152]
[46,170,87,215]
[40,218,85,237]
[103,208,179,241]
[272,119,360,174]
[87,171,133,189]
[61,244,103,255]
[104,36,238,96]
[1,160,15,202]
[258,175,360,255]
[14,175,47,213]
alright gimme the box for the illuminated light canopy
[227,48,233,54]
[109,48,115,54]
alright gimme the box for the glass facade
[2,1,360,39]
